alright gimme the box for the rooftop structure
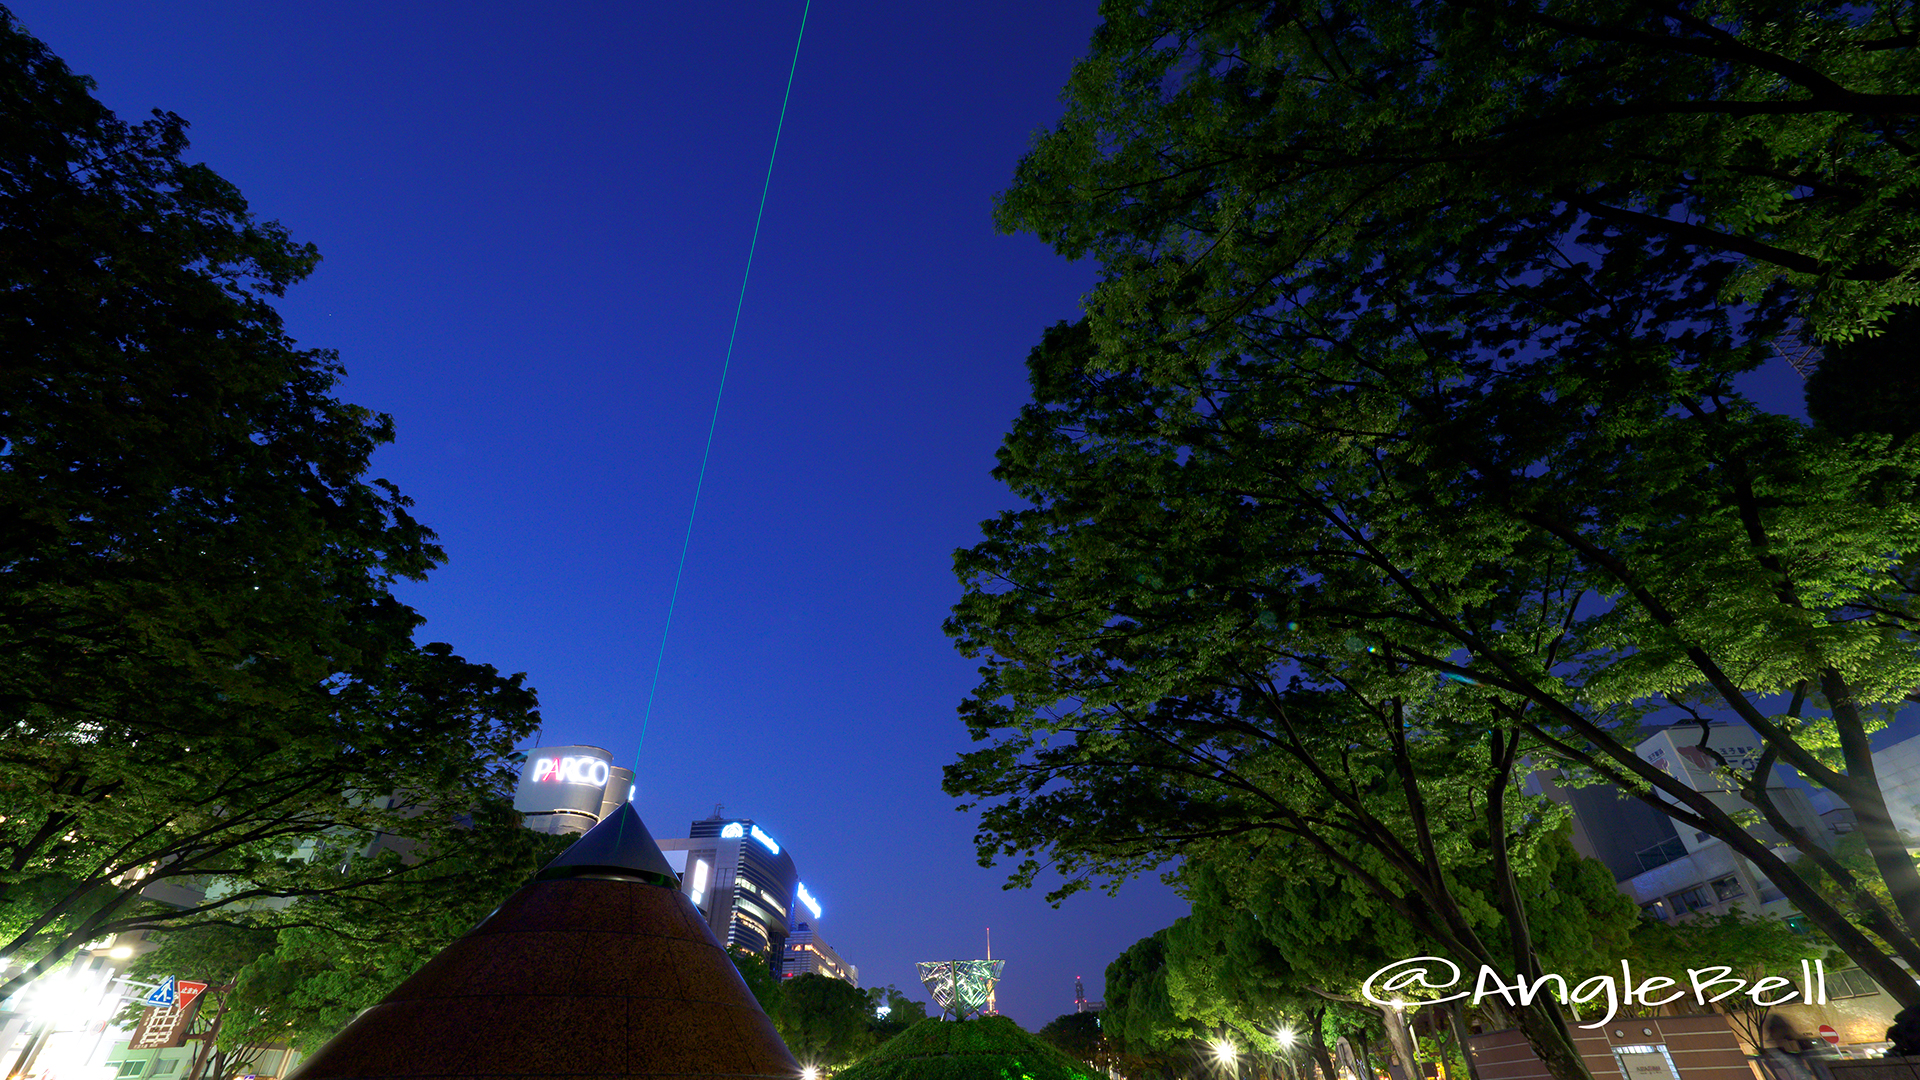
[914,960,1005,1021]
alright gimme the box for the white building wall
[1870,734,1920,842]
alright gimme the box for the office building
[510,745,635,835]
[1527,721,1825,925]
[783,922,857,987]
[656,811,808,969]
[1529,721,1897,1050]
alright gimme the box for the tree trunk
[5,1022,52,1080]
[1824,670,1920,939]
[1307,1007,1336,1080]
[1355,1033,1381,1080]
[1447,1001,1483,1080]
[1381,1004,1420,1080]
[1508,1003,1594,1080]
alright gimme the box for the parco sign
[530,755,610,787]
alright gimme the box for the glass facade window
[115,1062,146,1078]
[1710,875,1744,902]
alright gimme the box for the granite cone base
[287,876,797,1080]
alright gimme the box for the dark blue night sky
[16,2,1191,1026]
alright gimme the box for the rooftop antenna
[632,2,812,780]
[1773,316,1824,379]
[985,928,998,1016]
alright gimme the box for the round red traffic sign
[1819,1025,1839,1046]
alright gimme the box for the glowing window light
[797,882,822,919]
[750,824,779,854]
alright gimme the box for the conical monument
[289,802,798,1080]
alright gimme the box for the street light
[1273,1025,1300,1080]
[25,968,104,1024]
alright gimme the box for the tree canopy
[116,825,571,1053]
[999,0,1920,342]
[950,0,1920,1059]
[1036,1011,1111,1072]
[0,9,542,994]
[836,1016,1095,1080]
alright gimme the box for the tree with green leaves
[1037,1012,1110,1072]
[1128,824,1633,1080]
[834,1015,1095,1080]
[947,569,1647,1080]
[1103,929,1204,1059]
[729,945,787,1023]
[0,10,542,996]
[781,972,881,1069]
[868,984,932,1043]
[1627,912,1833,1054]
[1805,307,1920,444]
[998,0,1920,345]
[118,823,570,1053]
[958,0,1920,1024]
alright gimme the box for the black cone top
[535,800,679,888]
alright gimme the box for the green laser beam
[636,0,811,772]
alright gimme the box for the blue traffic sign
[143,976,176,1007]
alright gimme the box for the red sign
[177,980,209,1010]
[1819,1025,1839,1046]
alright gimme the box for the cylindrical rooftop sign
[513,745,616,815]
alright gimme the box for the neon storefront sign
[530,755,610,787]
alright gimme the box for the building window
[1710,875,1745,902]
[115,1062,146,1079]
[151,1060,179,1075]
[1640,900,1671,921]
[1636,836,1690,873]
[1828,967,1881,999]
[1669,886,1710,914]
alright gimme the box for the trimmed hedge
[836,1016,1095,1080]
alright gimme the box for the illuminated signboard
[797,882,822,920]
[530,755,610,787]
[690,859,710,907]
[720,822,745,839]
[751,824,780,854]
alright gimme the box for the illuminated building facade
[510,745,635,835]
[656,812,809,971]
[782,922,857,987]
